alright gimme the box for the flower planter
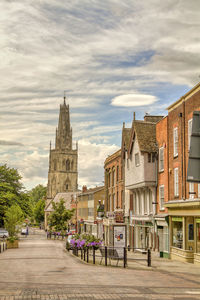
[6,240,19,249]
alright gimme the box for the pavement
[0,229,200,299]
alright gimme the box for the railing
[68,245,151,268]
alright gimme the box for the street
[1,230,200,299]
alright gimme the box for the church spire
[55,96,72,150]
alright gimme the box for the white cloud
[111,94,158,107]
[0,0,200,189]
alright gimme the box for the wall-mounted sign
[113,225,126,256]
[114,211,124,223]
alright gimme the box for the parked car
[21,228,27,235]
[0,229,9,238]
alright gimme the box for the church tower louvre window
[47,96,78,199]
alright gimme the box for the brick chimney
[82,185,87,193]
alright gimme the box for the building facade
[104,149,125,246]
[125,114,163,250]
[156,116,169,258]
[77,186,105,238]
[165,83,200,263]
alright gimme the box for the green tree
[34,198,45,223]
[28,184,46,204]
[0,164,32,226]
[4,204,24,237]
[48,199,74,231]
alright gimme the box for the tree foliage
[34,198,45,223]
[0,164,32,226]
[28,184,47,204]
[4,204,24,237]
[48,199,74,231]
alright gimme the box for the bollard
[87,247,89,263]
[93,246,95,264]
[84,248,86,261]
[147,248,151,267]
[123,247,127,268]
[105,246,107,266]
[81,248,83,260]
[0,244,1,253]
[3,243,4,252]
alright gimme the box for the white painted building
[124,115,163,250]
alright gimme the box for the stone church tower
[47,97,78,200]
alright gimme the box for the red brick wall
[104,152,123,212]
[156,116,168,213]
[168,89,200,201]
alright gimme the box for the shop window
[159,147,164,171]
[173,127,178,157]
[172,218,183,249]
[188,223,194,241]
[196,221,200,253]
[198,184,200,198]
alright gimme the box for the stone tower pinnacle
[55,98,72,150]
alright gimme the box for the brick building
[104,149,125,246]
[165,82,200,263]
[156,116,169,257]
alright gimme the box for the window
[172,217,183,249]
[148,153,156,163]
[189,182,194,199]
[173,127,178,157]
[109,194,112,212]
[116,191,119,208]
[66,184,68,191]
[113,194,115,210]
[159,147,164,171]
[135,153,140,166]
[116,166,119,182]
[66,159,70,171]
[112,169,115,186]
[188,119,193,151]
[174,168,179,197]
[198,184,200,198]
[159,185,165,210]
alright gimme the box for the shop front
[166,200,200,264]
[155,216,169,258]
[132,220,154,250]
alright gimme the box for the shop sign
[172,217,182,222]
[114,211,124,223]
[113,225,126,256]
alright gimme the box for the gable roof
[45,192,80,212]
[122,127,131,150]
[128,121,157,155]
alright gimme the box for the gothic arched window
[66,184,68,191]
[71,160,74,170]
[54,160,57,171]
[66,159,70,171]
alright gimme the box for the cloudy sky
[0,0,200,191]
